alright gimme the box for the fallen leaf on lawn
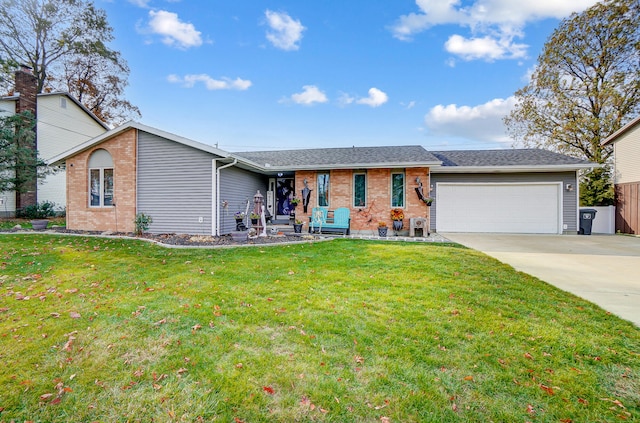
[176,368,188,375]
[380,417,391,423]
[65,288,78,294]
[63,336,75,351]
[526,404,535,414]
[40,393,54,401]
[235,363,243,369]
[610,399,625,408]
[463,375,474,381]
[191,324,202,333]
[50,397,61,405]
[560,419,572,423]
[50,312,60,318]
[263,386,275,395]
[452,403,458,412]
[301,396,311,406]
[354,355,364,364]
[578,398,588,405]
[524,352,533,360]
[539,384,554,395]
[69,312,81,319]
[133,369,144,378]
[154,318,167,325]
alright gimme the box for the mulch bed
[1,225,318,247]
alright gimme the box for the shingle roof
[431,149,592,167]
[234,145,441,169]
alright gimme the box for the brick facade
[14,68,38,209]
[294,167,431,234]
[66,129,137,232]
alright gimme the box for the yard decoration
[378,221,388,237]
[390,208,404,231]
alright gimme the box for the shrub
[17,201,56,219]
[134,213,153,235]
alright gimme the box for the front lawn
[0,234,638,422]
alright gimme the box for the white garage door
[436,183,562,234]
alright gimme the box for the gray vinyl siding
[137,131,216,235]
[429,172,578,233]
[218,166,268,235]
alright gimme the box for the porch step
[269,224,296,235]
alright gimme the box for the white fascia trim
[431,164,598,173]
[254,162,442,172]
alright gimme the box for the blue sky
[99,0,599,152]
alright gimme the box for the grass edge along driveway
[0,234,638,422]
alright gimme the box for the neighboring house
[0,67,108,216]
[603,116,640,234]
[50,121,595,235]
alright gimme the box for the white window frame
[391,171,405,208]
[318,172,330,207]
[89,167,114,208]
[353,172,367,207]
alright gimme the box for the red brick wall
[294,167,431,233]
[15,68,38,209]
[66,129,137,232]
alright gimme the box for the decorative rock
[13,224,22,229]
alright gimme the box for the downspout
[214,158,237,236]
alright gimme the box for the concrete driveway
[441,233,640,328]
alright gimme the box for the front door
[275,177,295,220]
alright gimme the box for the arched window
[88,149,114,207]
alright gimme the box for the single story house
[49,121,594,236]
[603,116,640,234]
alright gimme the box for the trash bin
[579,208,597,235]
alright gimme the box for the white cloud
[288,85,328,105]
[168,74,252,91]
[402,101,417,110]
[390,0,600,61]
[265,10,305,51]
[424,96,517,143]
[445,34,527,61]
[148,10,202,49]
[356,88,389,107]
[128,0,151,7]
[338,92,355,107]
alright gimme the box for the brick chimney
[14,65,38,211]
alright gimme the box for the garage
[435,182,562,234]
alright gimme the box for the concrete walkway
[441,233,640,328]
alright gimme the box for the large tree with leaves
[0,111,50,195]
[504,0,640,205]
[0,0,140,125]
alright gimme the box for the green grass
[0,217,66,230]
[0,234,638,422]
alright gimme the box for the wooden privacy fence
[615,182,640,234]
